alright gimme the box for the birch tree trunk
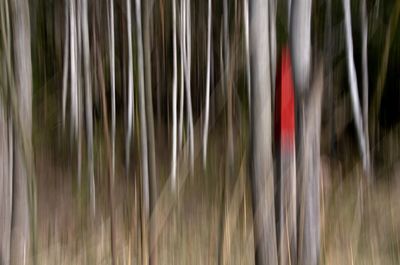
[182,0,194,172]
[297,66,323,265]
[289,1,322,264]
[171,0,178,188]
[10,0,33,263]
[243,0,251,109]
[360,0,371,177]
[135,0,151,264]
[82,0,95,215]
[126,0,135,174]
[143,1,158,263]
[0,101,12,265]
[342,0,367,170]
[202,0,212,169]
[0,1,13,263]
[249,0,278,264]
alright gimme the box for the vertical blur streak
[178,0,185,150]
[82,0,95,214]
[182,0,195,173]
[142,1,158,263]
[249,0,278,264]
[243,0,251,109]
[370,1,400,151]
[0,96,12,265]
[202,0,212,169]
[277,48,297,265]
[126,0,135,175]
[360,0,371,176]
[0,1,13,262]
[96,45,116,265]
[269,0,277,109]
[289,0,320,264]
[290,0,311,94]
[324,0,335,157]
[298,66,323,265]
[69,0,78,137]
[342,0,367,170]
[134,0,150,264]
[62,0,69,129]
[108,0,116,182]
[223,0,234,171]
[171,0,178,188]
[10,0,33,263]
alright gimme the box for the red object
[275,45,295,149]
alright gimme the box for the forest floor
[32,131,400,264]
[32,90,400,264]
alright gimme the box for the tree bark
[143,0,158,263]
[342,0,367,170]
[249,0,278,264]
[10,0,33,263]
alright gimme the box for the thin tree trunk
[243,0,251,109]
[249,0,278,264]
[62,0,69,128]
[171,0,178,189]
[360,0,371,177]
[342,0,368,170]
[0,99,13,265]
[202,0,212,168]
[182,0,195,173]
[10,0,33,263]
[108,0,116,184]
[223,0,234,171]
[126,0,135,176]
[269,0,277,110]
[142,0,158,263]
[178,0,185,150]
[135,0,151,263]
[0,1,13,263]
[69,0,79,136]
[82,0,95,215]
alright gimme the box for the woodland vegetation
[1,0,400,264]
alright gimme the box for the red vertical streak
[275,45,295,149]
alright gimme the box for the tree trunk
[143,0,158,263]
[297,66,323,265]
[0,102,12,265]
[249,0,278,264]
[342,0,367,170]
[10,0,33,263]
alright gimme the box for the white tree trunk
[202,0,212,168]
[249,0,278,263]
[62,0,69,128]
[171,0,178,189]
[135,0,150,222]
[108,0,116,182]
[10,0,33,262]
[360,0,370,176]
[182,0,194,172]
[126,0,135,174]
[82,0,95,214]
[342,0,368,170]
[0,101,13,265]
